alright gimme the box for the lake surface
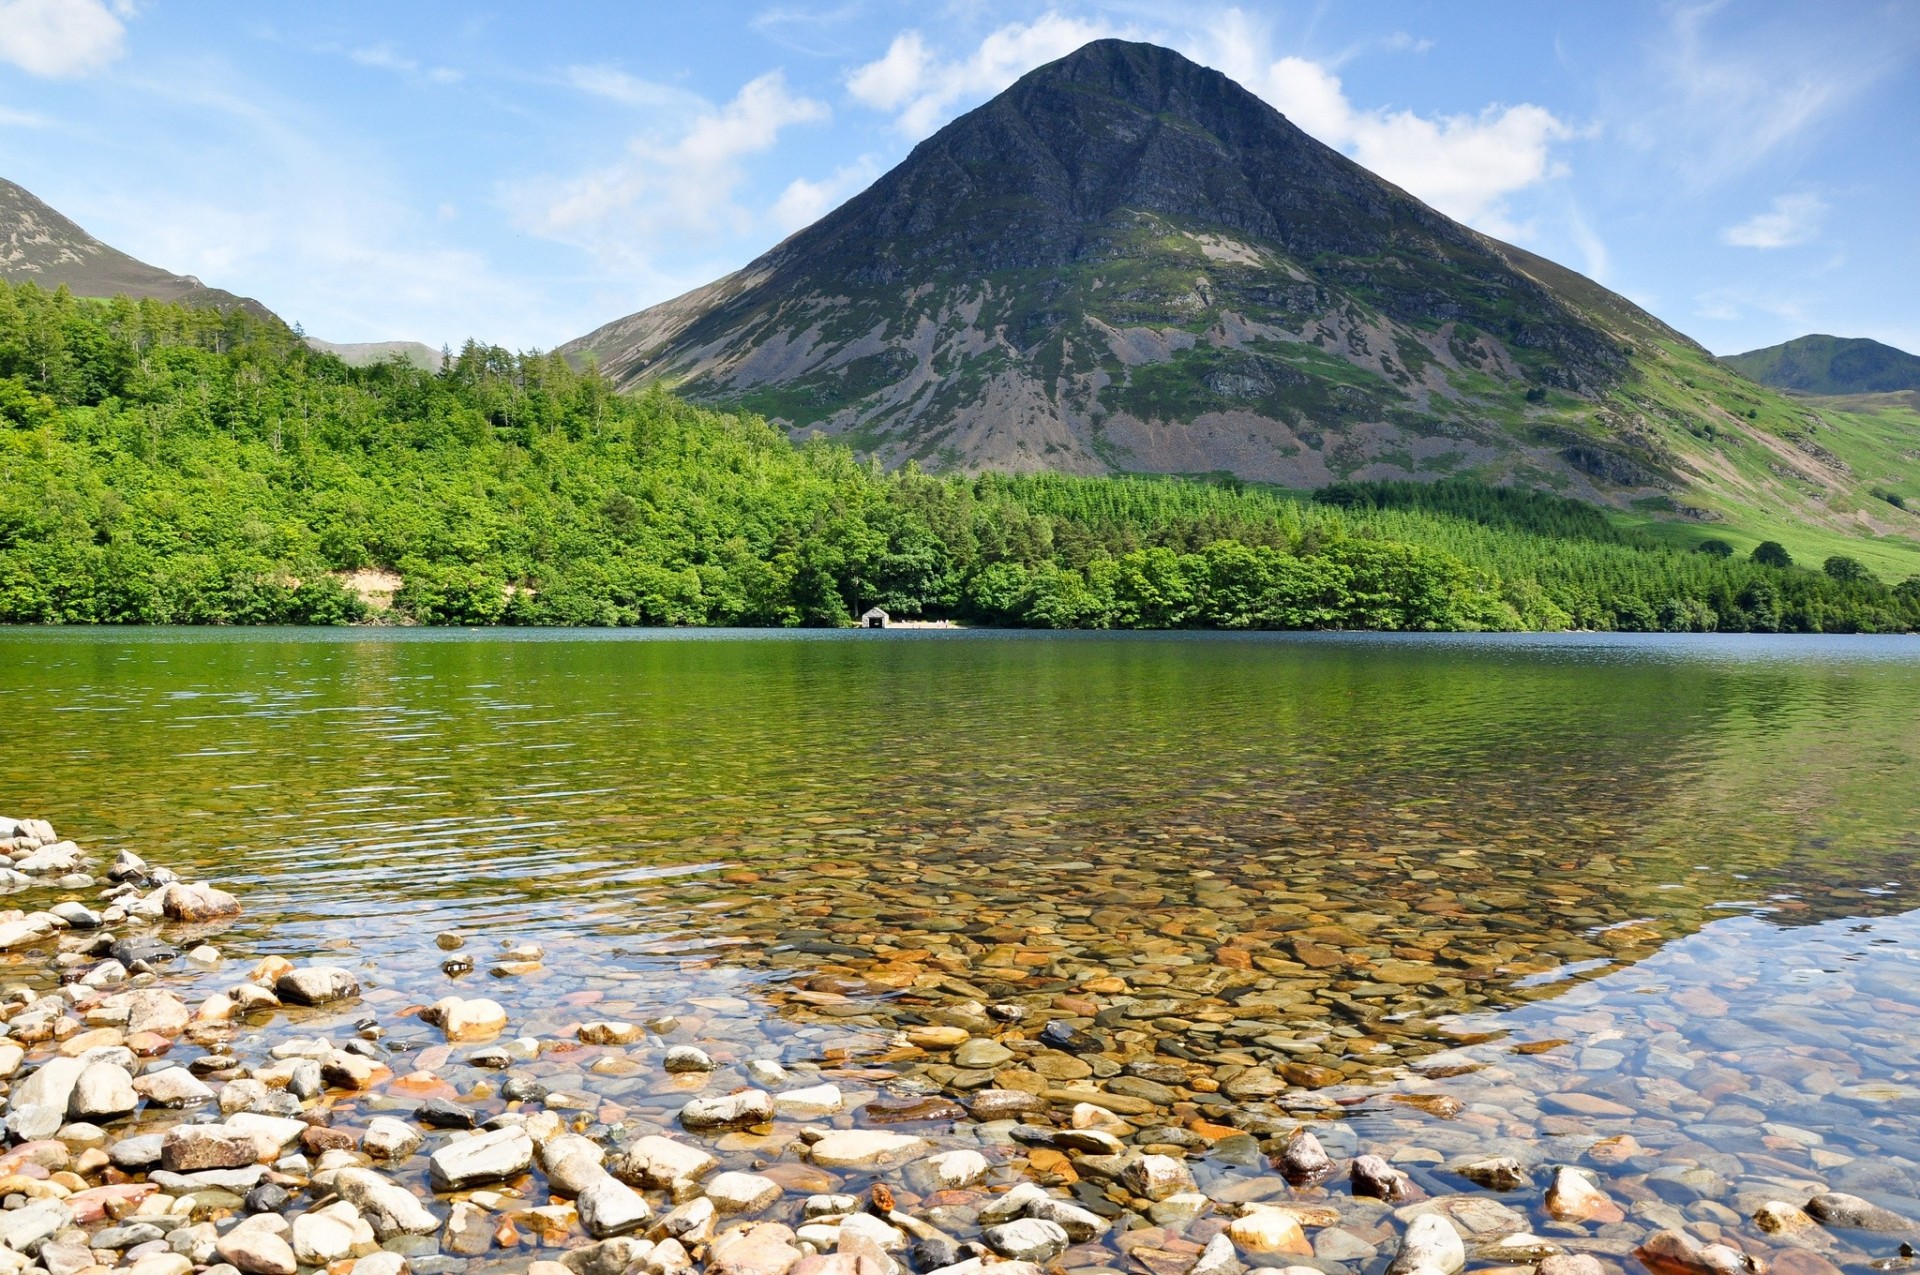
[4,629,1920,1271]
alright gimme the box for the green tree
[1823,555,1873,584]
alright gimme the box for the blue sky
[1,0,1915,357]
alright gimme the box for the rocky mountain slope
[1725,334,1920,395]
[0,177,275,320]
[563,40,1917,569]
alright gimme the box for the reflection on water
[3,629,1920,1268]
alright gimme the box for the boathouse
[860,606,890,629]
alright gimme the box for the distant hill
[305,337,444,370]
[1724,334,1920,395]
[0,177,278,321]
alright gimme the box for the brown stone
[163,882,242,921]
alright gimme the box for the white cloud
[848,13,1118,138]
[512,71,830,285]
[770,155,881,233]
[0,0,129,78]
[1722,193,1828,249]
[845,8,1577,235]
[1204,51,1573,234]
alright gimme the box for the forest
[2,281,1916,632]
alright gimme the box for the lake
[3,629,1919,1273]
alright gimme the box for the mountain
[1724,334,1920,395]
[561,42,1685,487]
[303,337,444,371]
[0,177,277,320]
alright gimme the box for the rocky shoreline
[0,816,1911,1275]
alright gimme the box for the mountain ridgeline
[566,41,1686,490]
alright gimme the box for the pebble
[706,1172,783,1215]
[427,1126,534,1190]
[807,1131,931,1171]
[1388,1214,1466,1275]
[679,1091,774,1131]
[576,1176,653,1238]
[273,967,360,1007]
[982,1217,1069,1263]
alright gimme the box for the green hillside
[1724,333,1920,395]
[2,281,1914,632]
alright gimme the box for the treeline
[1,280,1916,632]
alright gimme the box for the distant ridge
[305,337,444,371]
[1724,334,1920,396]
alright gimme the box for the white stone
[613,1135,718,1189]
[773,1084,843,1118]
[229,1111,309,1156]
[807,1130,931,1170]
[707,1171,782,1215]
[68,1061,138,1119]
[678,1089,773,1131]
[0,1198,73,1253]
[333,1167,440,1238]
[132,1066,213,1108]
[982,1218,1069,1263]
[1120,1154,1195,1202]
[1387,1215,1466,1275]
[364,1117,424,1160]
[292,1209,360,1267]
[918,1149,990,1190]
[428,1125,534,1190]
[577,1175,653,1238]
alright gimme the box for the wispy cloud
[1218,50,1574,235]
[750,3,867,57]
[349,43,461,85]
[565,66,703,112]
[510,71,830,289]
[1722,193,1828,249]
[80,65,567,350]
[0,105,54,128]
[1623,2,1920,186]
[0,0,130,78]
